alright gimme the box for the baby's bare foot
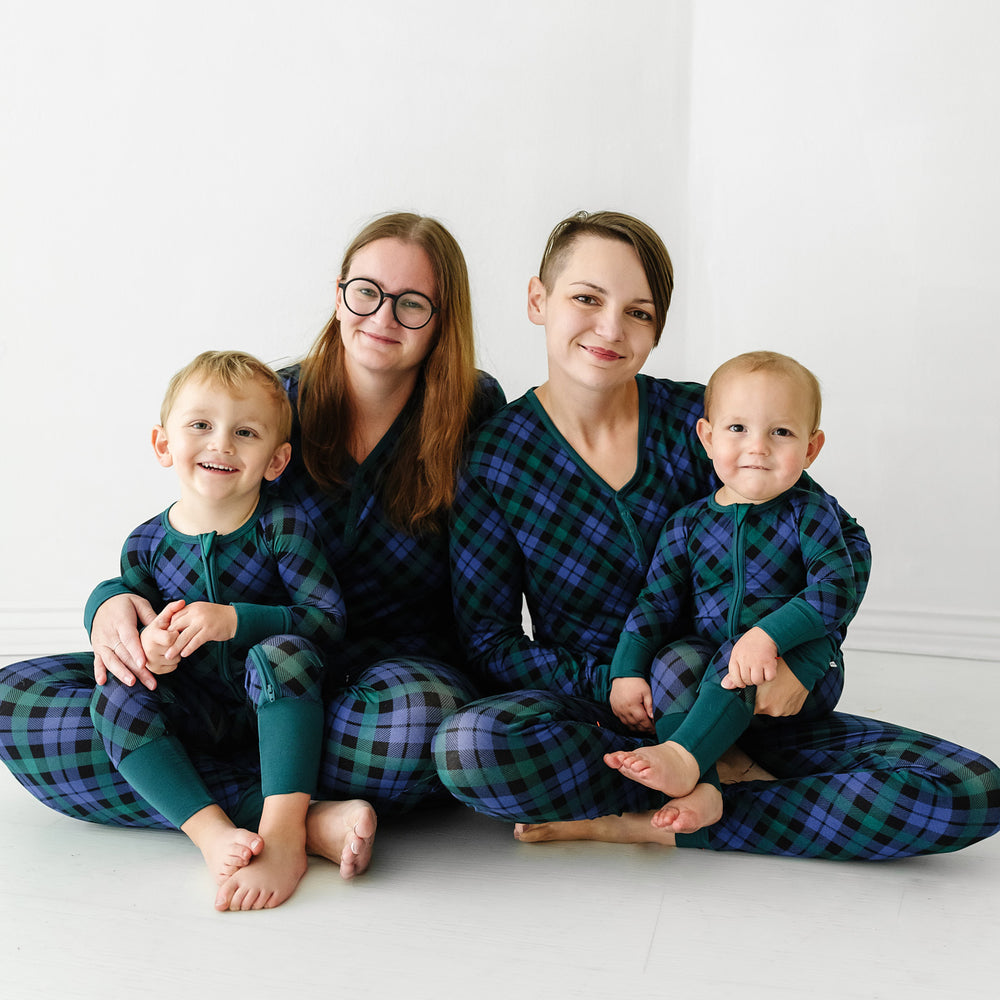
[716,746,776,784]
[604,741,701,798]
[214,830,307,912]
[183,808,264,885]
[650,782,723,834]
[306,799,377,879]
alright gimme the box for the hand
[721,627,779,688]
[609,677,655,734]
[140,601,186,675]
[163,602,238,660]
[92,593,158,689]
[752,657,808,717]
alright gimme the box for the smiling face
[335,237,439,384]
[696,369,825,505]
[152,375,291,526]
[528,235,658,395]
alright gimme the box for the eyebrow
[568,280,654,305]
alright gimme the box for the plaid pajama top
[116,496,345,695]
[610,486,861,682]
[451,375,870,702]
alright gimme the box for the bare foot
[716,745,776,784]
[650,781,723,834]
[214,827,308,912]
[181,806,264,885]
[514,811,675,847]
[305,799,377,879]
[604,740,701,798]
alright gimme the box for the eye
[355,284,380,299]
[572,294,599,305]
[190,421,210,430]
[627,308,654,323]
[236,428,258,439]
[772,427,793,437]
[726,424,745,433]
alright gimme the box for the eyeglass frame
[337,278,440,330]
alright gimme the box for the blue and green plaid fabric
[0,370,505,827]
[437,377,1000,858]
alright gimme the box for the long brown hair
[298,213,478,532]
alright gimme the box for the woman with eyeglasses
[0,213,504,906]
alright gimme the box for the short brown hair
[704,350,823,433]
[538,211,674,345]
[161,350,293,442]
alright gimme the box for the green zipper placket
[197,531,241,697]
[726,505,750,639]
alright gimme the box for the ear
[527,276,547,327]
[151,426,174,468]
[263,442,292,482]
[802,429,826,469]
[695,417,715,459]
[334,276,345,318]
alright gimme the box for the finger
[93,652,109,686]
[151,599,186,629]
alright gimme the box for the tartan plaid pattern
[625,487,860,658]
[433,661,1000,859]
[450,377,717,698]
[0,370,504,828]
[118,497,345,667]
[0,652,479,826]
[272,367,507,676]
[90,633,326,768]
[318,658,480,814]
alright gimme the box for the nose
[594,308,624,341]
[369,296,400,328]
[747,431,770,453]
[208,431,236,454]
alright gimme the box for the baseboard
[0,608,90,661]
[844,607,1000,662]
[1,606,997,664]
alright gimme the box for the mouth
[363,330,400,346]
[199,462,237,473]
[582,345,623,362]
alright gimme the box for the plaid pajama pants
[433,641,1000,859]
[0,651,478,830]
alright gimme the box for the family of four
[2,210,997,910]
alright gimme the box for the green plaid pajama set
[0,368,504,828]
[434,376,1000,858]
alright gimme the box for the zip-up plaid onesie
[611,486,857,778]
[88,497,344,827]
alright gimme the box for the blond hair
[704,350,822,433]
[161,350,293,442]
[538,210,674,345]
[298,212,479,533]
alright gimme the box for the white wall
[1,0,997,660]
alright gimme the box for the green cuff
[257,698,324,798]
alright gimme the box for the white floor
[1,650,997,1000]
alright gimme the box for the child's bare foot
[604,740,701,798]
[214,827,308,912]
[650,781,723,834]
[182,806,264,884]
[514,811,675,846]
[305,799,377,879]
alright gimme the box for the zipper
[727,505,749,638]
